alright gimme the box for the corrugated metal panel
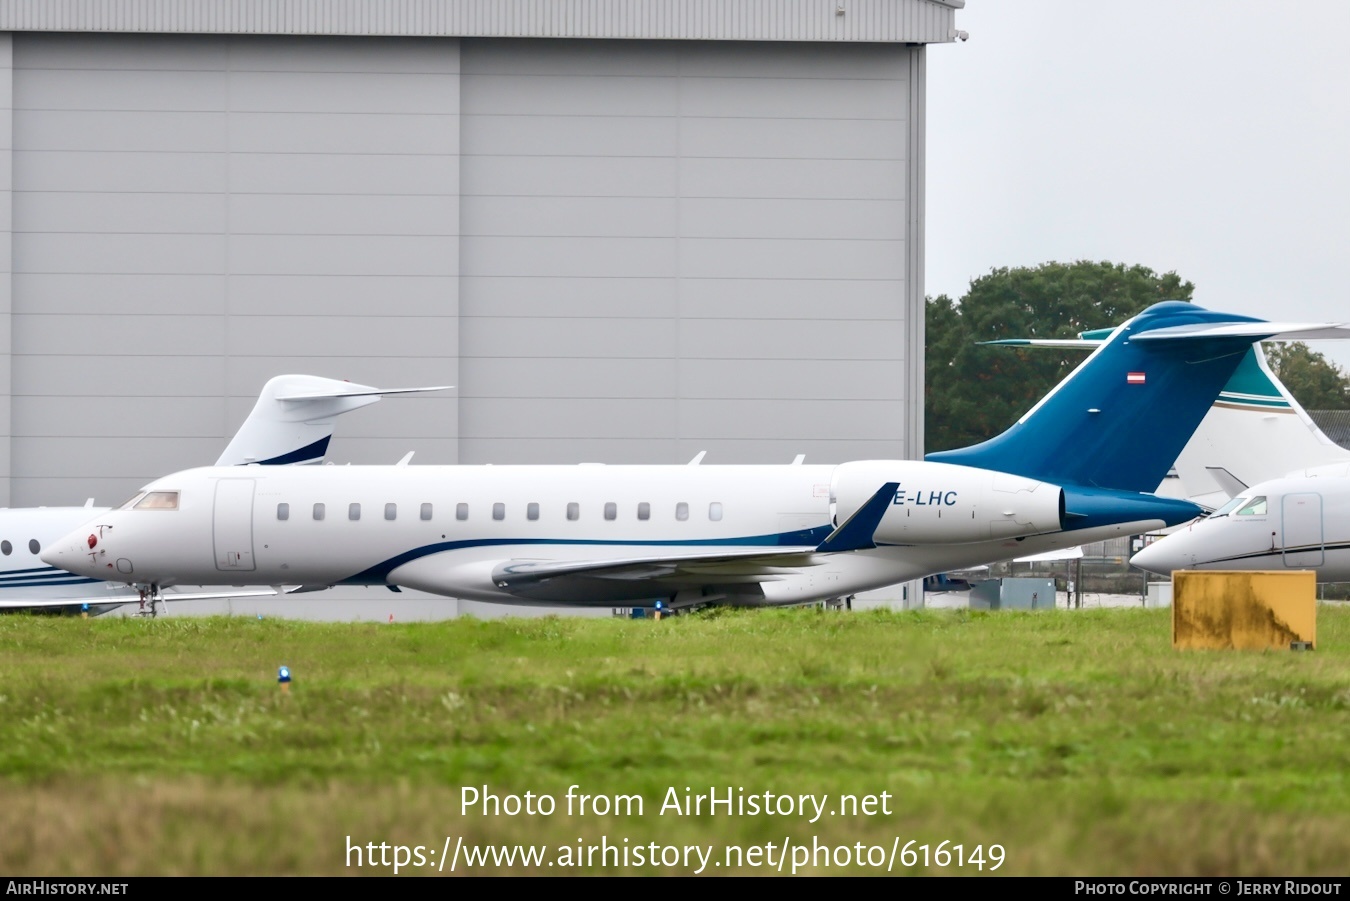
[457,38,914,466]
[9,33,463,502]
[0,0,959,43]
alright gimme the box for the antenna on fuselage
[687,451,706,466]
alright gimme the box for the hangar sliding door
[457,39,919,466]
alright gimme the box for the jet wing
[160,588,280,602]
[492,547,823,589]
[0,587,278,610]
[390,546,826,606]
[0,595,129,609]
[273,384,451,400]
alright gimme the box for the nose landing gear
[133,583,164,618]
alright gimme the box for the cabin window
[134,491,180,510]
[567,502,580,521]
[385,503,397,521]
[421,503,433,521]
[604,502,617,521]
[349,503,361,521]
[277,503,290,521]
[1236,496,1268,516]
[709,502,723,522]
[527,502,539,521]
[676,502,689,522]
[28,539,39,555]
[456,503,468,521]
[638,502,650,521]
[313,503,325,521]
[0,541,10,555]
[493,503,505,521]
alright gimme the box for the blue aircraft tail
[926,302,1281,493]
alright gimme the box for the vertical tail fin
[215,375,451,466]
[927,302,1285,492]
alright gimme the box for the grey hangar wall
[0,20,936,516]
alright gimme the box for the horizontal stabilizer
[1133,322,1350,343]
[274,384,451,401]
[979,338,1102,349]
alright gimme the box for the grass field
[2,605,1349,876]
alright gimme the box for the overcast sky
[926,0,1350,367]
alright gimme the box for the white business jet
[1119,337,1350,579]
[0,374,447,614]
[1131,467,1350,580]
[41,303,1350,611]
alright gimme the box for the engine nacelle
[830,460,1064,545]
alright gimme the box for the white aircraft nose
[1131,539,1187,576]
[41,535,85,574]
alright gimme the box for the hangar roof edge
[0,0,963,44]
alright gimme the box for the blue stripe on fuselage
[338,525,835,585]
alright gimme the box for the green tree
[1262,342,1350,411]
[925,261,1195,452]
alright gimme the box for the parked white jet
[1131,471,1350,579]
[41,303,1350,611]
[1126,342,1350,579]
[0,374,447,613]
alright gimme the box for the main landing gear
[820,595,855,610]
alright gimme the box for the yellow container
[1172,571,1316,650]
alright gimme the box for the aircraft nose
[41,532,88,574]
[1131,538,1187,576]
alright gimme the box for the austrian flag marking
[1127,372,1146,385]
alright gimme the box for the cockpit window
[117,492,148,511]
[1210,496,1247,517]
[1236,496,1268,516]
[133,491,180,510]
